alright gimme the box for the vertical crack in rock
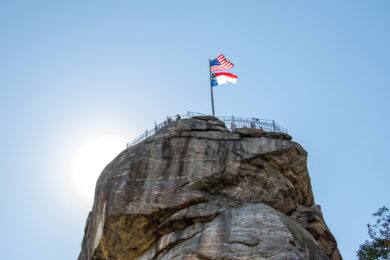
[289,205,343,260]
[151,223,208,260]
[279,211,331,260]
[78,117,342,260]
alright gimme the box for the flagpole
[209,59,215,117]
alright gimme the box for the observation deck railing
[126,111,288,148]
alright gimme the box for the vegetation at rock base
[357,206,390,260]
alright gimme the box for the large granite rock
[79,117,342,260]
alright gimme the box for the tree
[357,206,390,260]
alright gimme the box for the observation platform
[126,112,288,148]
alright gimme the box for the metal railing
[126,112,288,148]
[219,116,287,133]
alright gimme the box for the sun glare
[69,136,126,206]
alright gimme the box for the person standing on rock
[230,122,236,131]
[176,114,181,120]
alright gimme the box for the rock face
[79,116,342,260]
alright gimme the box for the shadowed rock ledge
[78,116,342,260]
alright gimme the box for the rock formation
[79,116,342,260]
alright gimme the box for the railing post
[272,120,276,132]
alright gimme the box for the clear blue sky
[0,1,389,259]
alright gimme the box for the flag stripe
[214,72,238,78]
[210,54,234,72]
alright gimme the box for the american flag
[210,54,234,72]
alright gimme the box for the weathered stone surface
[290,205,342,260]
[191,115,220,121]
[138,204,330,260]
[235,127,292,140]
[78,117,341,260]
[175,118,229,132]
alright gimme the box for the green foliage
[357,206,390,260]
